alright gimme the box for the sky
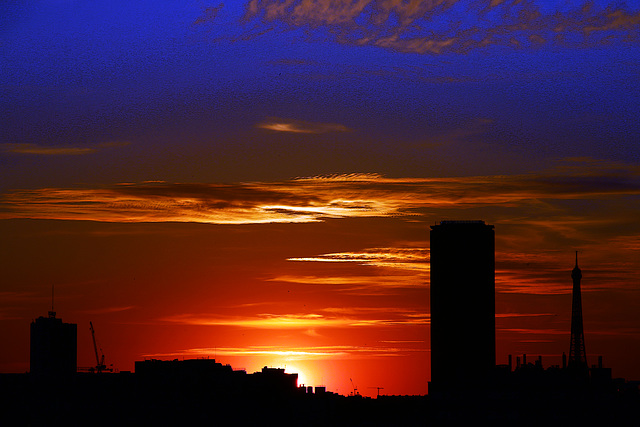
[1,0,640,397]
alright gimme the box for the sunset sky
[1,0,640,397]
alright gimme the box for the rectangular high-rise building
[429,220,495,393]
[30,312,77,377]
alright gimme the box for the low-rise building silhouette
[135,358,298,397]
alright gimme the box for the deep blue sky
[2,1,639,189]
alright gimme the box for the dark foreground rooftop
[1,370,638,426]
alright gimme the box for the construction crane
[368,386,384,397]
[89,321,108,373]
[349,378,360,396]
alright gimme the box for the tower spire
[568,251,587,370]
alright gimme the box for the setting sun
[283,365,311,387]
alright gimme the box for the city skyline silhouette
[23,221,631,391]
[2,220,638,425]
[13,224,639,389]
[2,208,639,397]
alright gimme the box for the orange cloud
[287,247,429,271]
[257,117,349,133]
[269,275,425,294]
[161,313,343,328]
[161,309,428,329]
[495,313,557,318]
[142,343,428,361]
[498,328,566,335]
[2,160,639,299]
[2,160,639,227]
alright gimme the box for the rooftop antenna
[48,284,56,318]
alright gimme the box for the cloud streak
[161,309,429,329]
[142,343,428,361]
[2,160,639,224]
[1,141,129,156]
[80,306,136,315]
[257,117,350,133]
[231,0,640,54]
[2,159,639,297]
[288,247,429,272]
[268,274,425,293]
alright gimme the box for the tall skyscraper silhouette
[30,311,77,377]
[568,252,588,370]
[429,221,495,393]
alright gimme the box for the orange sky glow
[2,161,639,396]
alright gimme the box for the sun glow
[282,364,312,388]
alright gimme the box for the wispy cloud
[3,159,638,224]
[288,247,429,271]
[268,274,424,291]
[607,234,640,251]
[193,4,224,26]
[264,58,489,85]
[161,309,428,329]
[257,117,349,133]
[142,343,428,361]
[0,291,38,302]
[1,141,129,156]
[162,313,349,329]
[498,327,567,335]
[495,312,557,318]
[587,328,640,337]
[1,159,639,296]
[80,306,135,315]
[230,1,640,54]
[277,247,429,293]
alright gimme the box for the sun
[284,364,310,387]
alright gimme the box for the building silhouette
[30,310,77,377]
[429,220,495,393]
[135,358,298,397]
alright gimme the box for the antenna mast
[48,284,56,318]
